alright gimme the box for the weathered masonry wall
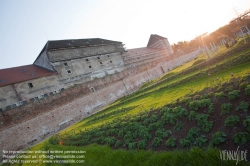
[53,52,125,82]
[0,49,200,160]
[0,85,20,109]
[0,54,125,110]
[148,39,173,54]
[0,62,167,157]
[0,75,62,110]
[0,58,169,131]
[47,44,124,62]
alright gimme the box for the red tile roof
[0,65,56,87]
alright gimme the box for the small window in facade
[110,61,112,63]
[107,55,110,57]
[100,62,102,64]
[30,73,35,76]
[89,65,92,68]
[67,70,71,73]
[86,59,89,62]
[90,87,95,92]
[97,57,100,59]
[28,83,33,88]
[21,69,25,73]
[0,79,6,83]
[64,62,68,66]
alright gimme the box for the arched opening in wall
[110,61,112,63]
[86,59,89,62]
[64,62,68,66]
[97,57,100,59]
[67,70,71,74]
[89,65,92,68]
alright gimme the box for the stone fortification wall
[0,62,166,158]
[0,49,200,160]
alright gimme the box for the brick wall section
[0,49,200,160]
[0,63,164,156]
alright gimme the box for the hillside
[3,39,250,166]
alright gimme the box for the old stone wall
[0,85,20,109]
[47,44,124,62]
[0,49,200,160]
[0,61,167,158]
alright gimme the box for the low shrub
[243,116,250,132]
[210,132,227,146]
[225,116,240,127]
[115,140,122,148]
[128,142,137,149]
[221,103,232,115]
[239,82,248,89]
[180,138,192,147]
[187,127,200,140]
[236,101,249,112]
[208,103,214,114]
[152,137,162,147]
[137,139,147,149]
[233,132,250,145]
[165,138,177,147]
[215,91,226,99]
[174,122,183,131]
[245,85,250,95]
[228,90,240,100]
[196,135,208,147]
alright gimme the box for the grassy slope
[16,142,242,166]
[3,43,250,166]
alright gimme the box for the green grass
[139,52,206,89]
[5,140,249,166]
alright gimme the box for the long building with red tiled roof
[0,65,55,87]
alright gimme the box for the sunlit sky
[0,0,249,69]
